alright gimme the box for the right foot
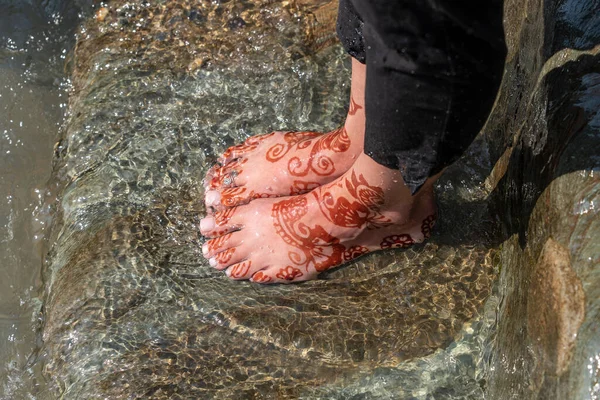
[203,59,366,211]
[199,153,438,284]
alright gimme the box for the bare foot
[199,153,437,284]
[203,59,366,211]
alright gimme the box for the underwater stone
[40,0,499,398]
[484,0,600,398]
[527,238,585,375]
[38,0,600,398]
[188,9,205,25]
[227,17,246,30]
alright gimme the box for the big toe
[200,206,245,238]
[205,190,222,210]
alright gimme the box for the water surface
[0,1,80,397]
[3,1,505,398]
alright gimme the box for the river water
[0,1,81,397]
[1,1,504,398]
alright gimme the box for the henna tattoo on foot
[229,260,251,278]
[214,248,235,264]
[348,95,363,116]
[272,196,345,273]
[316,171,392,229]
[275,266,304,281]
[220,132,274,162]
[421,215,436,239]
[251,271,273,283]
[380,234,415,249]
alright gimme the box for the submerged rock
[483,0,600,398]
[39,0,598,398]
[40,0,497,398]
[527,239,585,376]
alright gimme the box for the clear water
[0,1,80,397]
[2,1,504,398]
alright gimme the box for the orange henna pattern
[220,187,247,207]
[276,266,303,281]
[290,180,321,195]
[343,245,369,261]
[214,208,237,226]
[229,261,251,278]
[220,132,274,161]
[348,96,363,116]
[272,196,345,273]
[206,233,232,253]
[287,127,351,177]
[421,215,436,239]
[380,234,415,249]
[266,128,351,178]
[209,228,233,237]
[215,248,235,264]
[265,131,321,163]
[251,271,273,283]
[220,187,278,208]
[208,159,247,189]
[220,158,246,175]
[316,171,392,229]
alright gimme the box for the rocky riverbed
[36,0,599,398]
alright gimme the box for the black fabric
[337,0,506,193]
[336,0,365,63]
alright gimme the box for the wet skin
[203,59,366,209]
[200,153,437,284]
[200,58,438,283]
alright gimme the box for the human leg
[200,152,437,283]
[200,0,506,283]
[202,0,370,209]
[203,58,366,210]
[351,0,506,193]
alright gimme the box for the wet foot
[200,153,437,284]
[203,59,366,211]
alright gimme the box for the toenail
[209,258,217,267]
[205,191,221,207]
[202,243,209,256]
[200,217,215,233]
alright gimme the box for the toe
[205,190,222,209]
[220,187,277,209]
[218,143,246,165]
[199,215,216,236]
[207,159,248,191]
[203,164,221,190]
[219,187,252,208]
[250,265,315,284]
[205,187,251,211]
[225,259,261,280]
[200,206,244,238]
[218,132,275,164]
[209,244,248,271]
[202,231,243,258]
[249,270,274,284]
[220,158,247,177]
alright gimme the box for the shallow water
[0,1,80,397]
[4,1,505,398]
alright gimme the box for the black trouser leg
[337,0,506,194]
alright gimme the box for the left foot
[203,59,367,211]
[199,153,437,283]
